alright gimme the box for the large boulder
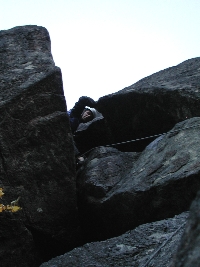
[97,57,200,151]
[0,212,40,267]
[77,117,200,241]
[170,191,200,267]
[40,211,188,267]
[0,25,78,264]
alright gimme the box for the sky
[1,0,200,109]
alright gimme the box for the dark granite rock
[0,25,78,264]
[2,25,200,267]
[97,57,200,151]
[0,212,40,267]
[77,117,200,241]
[40,211,188,267]
[170,191,200,267]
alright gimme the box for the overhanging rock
[97,58,200,151]
[77,117,200,241]
[40,211,188,267]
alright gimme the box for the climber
[68,96,97,132]
[67,96,98,166]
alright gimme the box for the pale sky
[1,0,200,109]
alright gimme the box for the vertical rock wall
[0,26,78,265]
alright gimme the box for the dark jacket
[67,109,79,133]
[68,96,96,133]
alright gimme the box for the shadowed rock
[77,117,200,241]
[40,212,188,267]
[0,212,40,267]
[170,191,200,267]
[97,57,200,151]
[2,25,200,267]
[0,25,78,265]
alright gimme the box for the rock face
[77,117,200,241]
[40,212,188,267]
[2,25,200,267]
[97,57,200,151]
[170,191,200,267]
[0,25,78,266]
[0,212,40,267]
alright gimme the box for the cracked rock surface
[77,117,200,241]
[40,212,188,267]
[0,25,78,266]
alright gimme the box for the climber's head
[81,106,98,123]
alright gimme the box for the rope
[80,123,200,157]
[141,221,186,267]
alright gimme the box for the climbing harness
[80,123,200,158]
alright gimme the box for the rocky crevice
[1,25,200,267]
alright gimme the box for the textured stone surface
[0,25,78,264]
[0,212,40,267]
[0,25,56,102]
[40,212,188,267]
[2,26,200,266]
[97,57,200,151]
[77,117,200,241]
[170,191,200,267]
